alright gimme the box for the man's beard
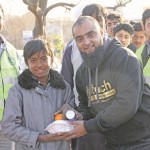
[80,45,105,70]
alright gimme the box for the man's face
[73,20,103,54]
[115,30,132,47]
[132,31,146,48]
[0,9,4,31]
[106,19,119,37]
[144,18,150,40]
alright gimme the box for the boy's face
[106,19,120,37]
[91,13,105,35]
[132,31,146,48]
[0,9,4,31]
[26,51,53,81]
[144,18,150,40]
[91,13,105,29]
[115,30,132,47]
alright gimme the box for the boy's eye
[42,57,48,62]
[30,59,35,63]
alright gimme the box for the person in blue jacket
[2,39,79,150]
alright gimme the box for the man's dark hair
[113,23,134,36]
[142,8,150,26]
[107,12,122,22]
[133,22,144,32]
[82,3,108,19]
[0,3,4,16]
[72,16,100,37]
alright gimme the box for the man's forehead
[74,21,97,31]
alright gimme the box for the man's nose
[137,37,141,42]
[83,37,90,45]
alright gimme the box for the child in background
[113,23,137,52]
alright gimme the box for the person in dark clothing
[63,16,150,150]
[135,9,150,85]
[132,22,146,49]
[61,3,108,150]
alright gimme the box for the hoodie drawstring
[88,67,99,106]
[95,67,99,103]
[88,68,91,107]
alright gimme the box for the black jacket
[76,38,150,145]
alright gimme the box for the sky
[0,0,149,20]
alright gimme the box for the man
[61,3,108,150]
[64,16,150,150]
[113,22,137,52]
[0,3,19,150]
[132,22,146,49]
[61,3,108,105]
[106,11,122,38]
[136,9,150,85]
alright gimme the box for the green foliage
[48,34,64,59]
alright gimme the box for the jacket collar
[18,69,66,90]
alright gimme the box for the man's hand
[64,120,88,140]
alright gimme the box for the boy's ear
[25,59,28,66]
[100,27,104,38]
[51,56,54,64]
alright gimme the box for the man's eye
[76,38,83,43]
[125,36,129,39]
[88,32,96,38]
[118,35,122,38]
[107,24,112,27]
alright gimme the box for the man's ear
[51,56,54,64]
[100,27,104,38]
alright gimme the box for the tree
[107,0,132,10]
[23,0,132,38]
[2,13,35,49]
[23,0,76,38]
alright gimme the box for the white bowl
[45,120,75,134]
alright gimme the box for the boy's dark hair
[142,8,150,26]
[23,39,53,60]
[82,3,108,19]
[0,3,4,16]
[107,12,122,22]
[113,23,134,36]
[133,22,144,32]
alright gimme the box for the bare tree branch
[107,0,132,10]
[22,0,133,38]
[44,3,75,17]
